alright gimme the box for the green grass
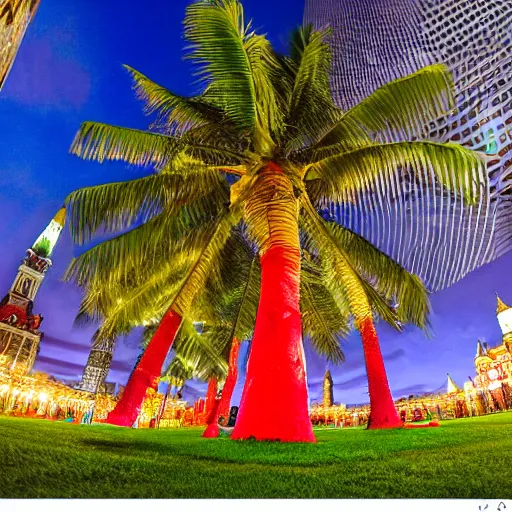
[0,413,511,498]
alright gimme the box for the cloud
[41,335,90,355]
[392,384,433,397]
[385,348,406,362]
[333,373,369,390]
[2,37,90,110]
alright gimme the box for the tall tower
[78,331,116,394]
[305,0,512,293]
[496,295,512,343]
[323,369,334,407]
[0,207,65,374]
[0,0,41,91]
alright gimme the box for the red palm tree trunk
[106,309,182,427]
[231,164,314,442]
[359,317,402,429]
[231,245,314,442]
[202,377,220,438]
[217,337,241,423]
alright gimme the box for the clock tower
[0,207,65,375]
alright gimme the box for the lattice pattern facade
[305,0,512,291]
[78,336,116,394]
[0,0,40,90]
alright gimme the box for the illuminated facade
[464,295,512,412]
[0,0,40,90]
[304,0,512,292]
[0,208,65,375]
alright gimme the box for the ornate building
[464,295,512,412]
[78,331,116,394]
[0,0,40,90]
[0,208,65,375]
[304,0,512,292]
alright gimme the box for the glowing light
[38,392,48,402]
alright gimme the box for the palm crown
[65,0,486,440]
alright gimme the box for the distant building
[464,295,512,411]
[0,207,65,375]
[304,0,512,292]
[77,332,116,394]
[0,0,40,90]
[322,369,334,407]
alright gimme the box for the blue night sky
[0,0,511,406]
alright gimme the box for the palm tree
[66,0,486,441]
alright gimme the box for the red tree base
[367,416,404,430]
[231,245,315,443]
[359,317,403,430]
[202,423,220,438]
[106,310,182,428]
[105,412,135,428]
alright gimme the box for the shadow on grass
[79,436,334,468]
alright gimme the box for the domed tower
[0,207,65,375]
[496,295,512,344]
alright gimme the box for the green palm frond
[301,194,400,328]
[65,182,230,287]
[64,212,186,287]
[172,318,228,380]
[65,168,227,245]
[70,122,245,169]
[79,259,189,339]
[70,122,178,168]
[75,211,238,339]
[171,211,241,316]
[308,64,455,153]
[162,354,195,387]
[322,222,431,330]
[124,65,228,134]
[301,257,349,363]
[308,141,486,206]
[282,24,339,151]
[184,0,281,151]
[65,174,166,245]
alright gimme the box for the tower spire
[446,373,460,394]
[32,206,66,259]
[475,339,486,358]
[496,293,512,340]
[496,293,510,315]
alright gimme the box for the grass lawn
[0,412,511,499]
